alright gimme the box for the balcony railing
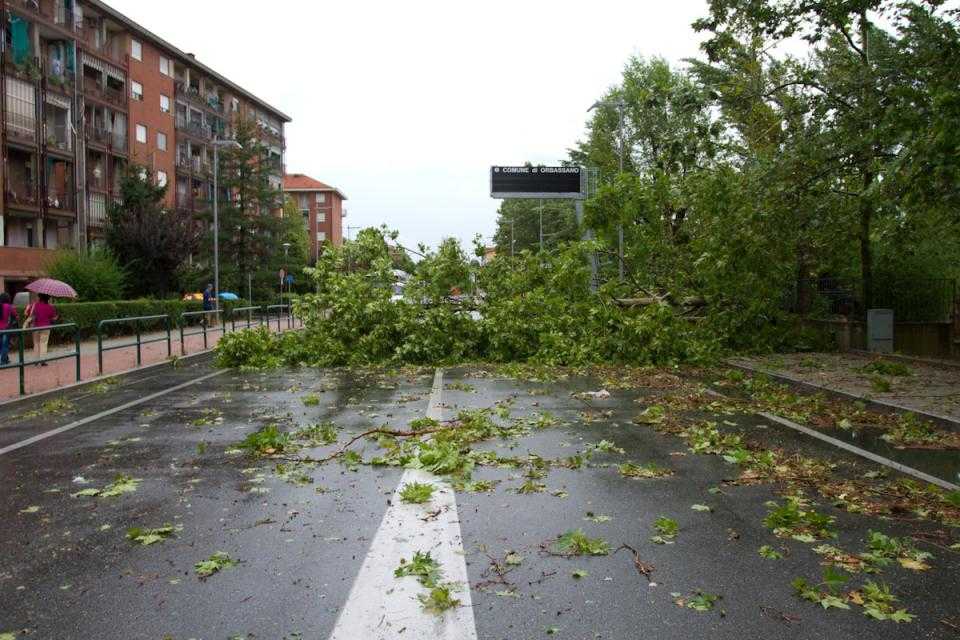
[5,113,37,143]
[82,78,127,108]
[191,156,213,175]
[87,174,106,191]
[88,125,111,146]
[45,124,72,152]
[77,29,127,67]
[46,71,75,93]
[4,55,43,83]
[175,115,213,140]
[5,180,38,207]
[88,191,108,227]
[47,188,74,212]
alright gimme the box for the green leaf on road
[194,551,237,579]
[399,482,435,504]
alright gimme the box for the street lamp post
[212,138,243,311]
[588,98,627,282]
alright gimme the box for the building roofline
[89,0,292,123]
[284,187,348,201]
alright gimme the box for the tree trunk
[859,173,873,315]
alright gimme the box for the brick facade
[127,35,176,208]
[283,174,347,263]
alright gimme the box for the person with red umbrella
[23,279,77,365]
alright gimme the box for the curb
[0,349,215,410]
[849,349,960,371]
[724,360,960,433]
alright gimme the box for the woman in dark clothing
[0,292,18,365]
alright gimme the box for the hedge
[12,298,258,342]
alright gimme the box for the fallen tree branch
[274,426,448,465]
[615,544,655,582]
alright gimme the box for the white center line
[328,368,479,640]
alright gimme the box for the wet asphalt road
[1,359,958,639]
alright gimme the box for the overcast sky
[108,0,709,251]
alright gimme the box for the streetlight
[588,98,627,282]
[212,137,242,311]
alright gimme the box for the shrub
[214,327,283,369]
[46,248,126,301]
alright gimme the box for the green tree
[201,118,284,300]
[106,165,199,297]
[692,0,950,310]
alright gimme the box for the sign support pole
[575,199,598,293]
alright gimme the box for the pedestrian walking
[26,293,58,366]
[0,292,18,365]
[202,283,217,326]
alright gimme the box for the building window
[136,124,147,143]
[159,56,172,77]
[318,212,326,222]
[157,132,167,151]
[160,94,170,113]
[316,193,326,204]
[131,81,143,101]
[317,231,326,242]
[298,194,309,209]
[232,98,239,113]
[131,39,142,61]
[303,211,309,229]
[157,171,168,187]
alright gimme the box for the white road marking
[328,368,479,640]
[0,370,227,456]
[760,412,959,491]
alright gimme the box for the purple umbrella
[26,278,78,299]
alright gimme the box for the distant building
[283,173,347,262]
[482,246,497,265]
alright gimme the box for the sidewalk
[0,318,298,402]
[729,351,960,426]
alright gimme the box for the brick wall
[127,36,176,209]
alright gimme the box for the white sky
[108,0,709,250]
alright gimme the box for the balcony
[44,123,71,153]
[5,178,38,208]
[5,112,37,144]
[77,30,127,68]
[257,121,284,145]
[46,70,75,94]
[175,114,213,140]
[87,190,108,228]
[192,156,212,176]
[46,187,74,212]
[175,80,225,115]
[87,125,111,147]
[4,55,42,84]
[82,78,126,109]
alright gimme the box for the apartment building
[0,0,290,295]
[283,173,346,263]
